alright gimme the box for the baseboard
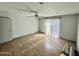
[13,32,44,40]
[60,37,76,43]
[39,32,45,34]
[0,39,13,44]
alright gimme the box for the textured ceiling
[0,2,79,17]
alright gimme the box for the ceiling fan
[12,3,45,18]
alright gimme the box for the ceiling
[0,2,79,17]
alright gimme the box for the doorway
[46,19,60,39]
[0,17,12,43]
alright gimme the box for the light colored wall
[12,14,39,38]
[0,11,11,43]
[40,15,78,41]
[39,18,46,33]
[60,15,78,41]
[0,17,12,43]
[0,19,2,41]
[77,15,79,52]
[0,11,39,39]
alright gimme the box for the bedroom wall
[0,11,39,39]
[40,15,78,42]
[60,15,78,41]
[12,14,39,38]
[39,18,46,33]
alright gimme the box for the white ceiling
[0,2,79,17]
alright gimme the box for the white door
[0,17,12,43]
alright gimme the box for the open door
[46,19,60,39]
[0,17,12,43]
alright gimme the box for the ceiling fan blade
[25,16,34,17]
[20,4,35,12]
[16,8,36,13]
[13,7,42,18]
